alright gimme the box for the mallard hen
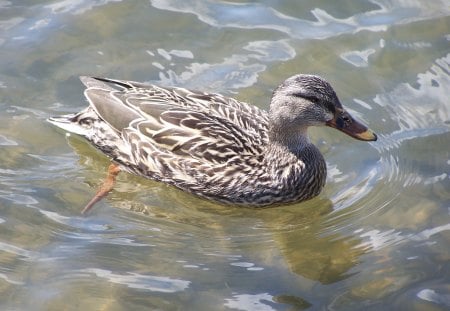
[48,74,376,210]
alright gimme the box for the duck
[48,74,377,212]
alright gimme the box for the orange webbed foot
[81,163,121,215]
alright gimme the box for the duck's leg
[81,163,121,215]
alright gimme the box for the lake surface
[0,1,449,310]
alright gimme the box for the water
[0,0,449,310]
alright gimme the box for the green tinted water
[0,1,449,310]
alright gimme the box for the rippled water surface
[1,1,449,310]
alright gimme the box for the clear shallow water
[0,0,449,310]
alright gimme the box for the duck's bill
[326,110,377,142]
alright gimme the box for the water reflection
[1,0,450,309]
[256,204,366,285]
[81,268,191,292]
[67,133,368,287]
[43,44,449,308]
[150,0,447,39]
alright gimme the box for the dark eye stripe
[291,92,336,114]
[325,101,336,114]
[291,93,320,103]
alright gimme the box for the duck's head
[269,74,377,143]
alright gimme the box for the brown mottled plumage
[48,75,376,207]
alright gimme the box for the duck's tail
[47,107,97,137]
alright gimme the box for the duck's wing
[82,77,269,163]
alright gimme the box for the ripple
[0,241,40,261]
[410,223,450,242]
[374,54,450,139]
[317,62,449,259]
[340,48,376,67]
[358,229,406,251]
[65,232,151,247]
[150,0,450,39]
[80,268,191,293]
[376,57,449,178]
[243,40,296,62]
[417,289,450,307]
[230,262,254,268]
[0,273,24,286]
[225,293,275,311]
[355,222,450,252]
[0,193,38,205]
[0,134,18,146]
[230,261,264,271]
[38,209,153,247]
[150,39,297,92]
[157,54,266,90]
[44,0,123,15]
[27,153,79,172]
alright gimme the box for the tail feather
[48,106,99,136]
[79,76,119,90]
[47,114,89,136]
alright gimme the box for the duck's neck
[264,125,327,203]
[267,124,311,156]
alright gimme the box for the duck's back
[49,77,272,188]
[87,77,269,159]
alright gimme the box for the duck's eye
[335,112,352,128]
[341,114,351,125]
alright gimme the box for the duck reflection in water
[60,134,367,285]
